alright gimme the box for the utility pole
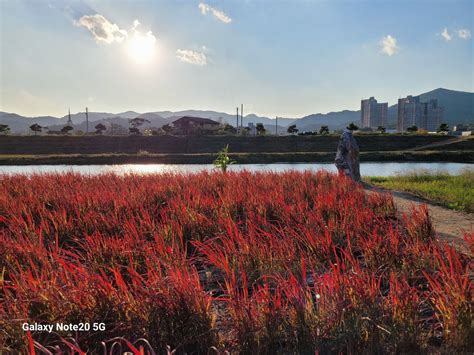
[85,107,89,134]
[241,104,243,128]
[67,108,72,126]
[275,116,278,135]
[236,107,239,129]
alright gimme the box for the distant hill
[292,110,360,131]
[1,88,471,134]
[153,110,296,127]
[0,109,296,134]
[137,113,175,128]
[57,111,136,125]
[0,112,62,133]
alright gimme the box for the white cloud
[198,3,232,24]
[176,49,207,66]
[75,14,127,44]
[441,27,452,41]
[458,29,471,39]
[74,15,158,64]
[198,3,208,14]
[379,35,399,56]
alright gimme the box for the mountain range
[1,88,472,134]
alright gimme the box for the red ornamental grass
[423,244,473,349]
[0,171,471,353]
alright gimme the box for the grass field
[0,134,456,155]
[0,171,472,353]
[367,169,474,213]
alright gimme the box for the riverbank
[367,169,474,213]
[0,150,472,165]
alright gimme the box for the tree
[347,122,359,131]
[30,123,43,136]
[213,145,235,173]
[256,123,266,136]
[61,125,73,135]
[129,127,140,135]
[223,124,237,134]
[377,126,386,133]
[287,124,299,135]
[95,123,106,135]
[319,126,329,135]
[129,117,150,135]
[407,125,418,132]
[0,124,10,135]
[162,124,173,134]
[216,124,237,135]
[437,123,449,133]
[110,123,127,135]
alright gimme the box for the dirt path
[411,136,466,151]
[365,184,473,255]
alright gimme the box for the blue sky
[0,0,472,117]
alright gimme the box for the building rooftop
[172,116,220,125]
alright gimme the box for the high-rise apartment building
[397,96,421,131]
[397,95,443,131]
[361,97,388,128]
[425,99,444,132]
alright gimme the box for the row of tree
[287,122,451,135]
[287,124,333,135]
[287,123,360,135]
[406,123,450,133]
[28,124,99,136]
[8,118,149,136]
[0,120,452,136]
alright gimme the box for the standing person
[335,128,361,182]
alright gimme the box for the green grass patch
[367,168,474,213]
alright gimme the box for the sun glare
[127,31,156,65]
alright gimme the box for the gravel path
[365,184,473,255]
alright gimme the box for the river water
[0,162,472,176]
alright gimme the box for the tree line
[0,120,454,136]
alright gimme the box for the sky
[0,0,472,118]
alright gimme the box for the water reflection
[0,162,472,176]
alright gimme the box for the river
[0,162,472,176]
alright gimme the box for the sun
[127,31,156,65]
